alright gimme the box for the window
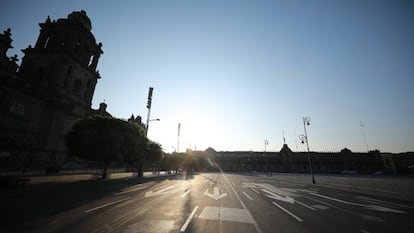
[88,55,94,67]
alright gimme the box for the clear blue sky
[1,0,413,153]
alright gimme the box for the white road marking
[204,187,227,200]
[242,191,254,200]
[272,202,304,222]
[231,182,236,186]
[114,185,148,195]
[295,200,316,211]
[242,182,298,197]
[312,204,329,210]
[199,206,255,224]
[250,187,260,194]
[304,196,361,217]
[85,197,131,213]
[261,189,295,204]
[181,190,190,198]
[358,196,414,209]
[309,192,406,213]
[219,172,263,233]
[145,185,176,197]
[125,220,174,233]
[359,229,370,233]
[180,206,198,232]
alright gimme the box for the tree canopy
[65,115,148,178]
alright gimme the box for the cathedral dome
[68,10,92,31]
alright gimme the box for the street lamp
[145,118,160,136]
[264,139,271,176]
[299,116,315,184]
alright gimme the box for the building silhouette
[0,11,107,164]
[187,145,414,175]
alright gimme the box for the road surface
[1,172,413,233]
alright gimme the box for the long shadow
[0,173,194,231]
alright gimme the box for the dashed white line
[231,182,236,186]
[242,191,254,200]
[225,177,263,233]
[180,206,199,232]
[114,185,148,195]
[84,197,131,213]
[295,200,316,211]
[272,202,304,222]
[181,190,190,198]
[250,187,260,194]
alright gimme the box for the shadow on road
[0,173,194,230]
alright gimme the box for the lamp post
[145,118,160,136]
[299,116,315,184]
[264,139,271,176]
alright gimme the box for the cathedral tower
[0,11,104,153]
[19,10,103,112]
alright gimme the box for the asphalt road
[1,172,413,233]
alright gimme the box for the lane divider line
[242,191,254,201]
[180,206,199,232]
[250,188,260,194]
[224,176,263,233]
[181,190,190,198]
[114,185,149,195]
[295,200,316,211]
[84,197,131,213]
[272,202,304,222]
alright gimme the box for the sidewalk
[27,171,175,184]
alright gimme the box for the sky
[1,0,413,153]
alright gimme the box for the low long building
[189,145,414,174]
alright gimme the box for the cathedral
[0,10,108,158]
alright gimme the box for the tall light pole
[146,118,160,136]
[264,139,271,176]
[299,116,315,184]
[177,123,181,153]
[145,87,154,136]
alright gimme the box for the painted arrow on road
[261,189,295,204]
[145,185,176,197]
[204,187,227,200]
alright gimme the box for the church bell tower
[19,10,103,114]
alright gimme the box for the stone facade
[0,11,105,157]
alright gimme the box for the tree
[65,115,147,179]
[181,154,197,173]
[147,141,163,174]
